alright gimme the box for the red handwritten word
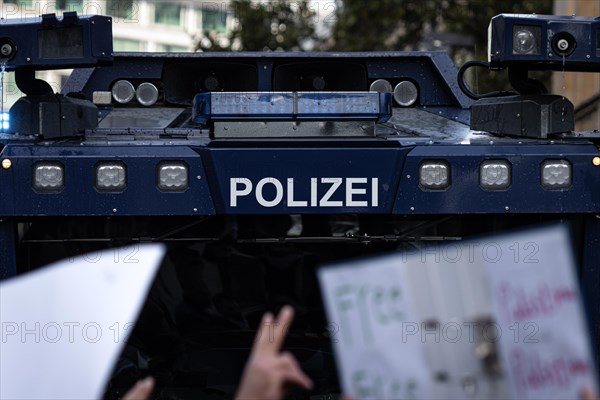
[497,282,577,321]
[510,348,589,395]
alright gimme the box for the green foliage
[444,0,554,93]
[330,0,552,52]
[196,0,316,52]
[330,0,447,51]
[195,0,554,93]
[329,0,553,93]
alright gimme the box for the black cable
[457,60,518,100]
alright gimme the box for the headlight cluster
[418,159,572,190]
[31,161,189,193]
[541,160,572,189]
[157,162,189,191]
[419,161,450,190]
[111,80,159,106]
[33,162,64,192]
[27,159,574,194]
[369,79,419,107]
[96,162,127,191]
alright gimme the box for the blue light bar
[297,92,380,118]
[193,92,392,125]
[0,112,9,132]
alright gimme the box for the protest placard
[319,225,598,399]
[1,244,166,400]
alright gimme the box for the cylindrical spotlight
[136,82,159,106]
[369,79,393,93]
[111,80,135,104]
[393,81,418,107]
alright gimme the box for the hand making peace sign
[235,306,314,399]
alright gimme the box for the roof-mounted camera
[1,13,113,138]
[463,14,599,139]
[0,12,112,70]
[488,14,600,72]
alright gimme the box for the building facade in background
[1,0,232,107]
[553,0,600,131]
[1,0,598,132]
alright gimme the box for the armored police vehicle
[0,12,598,398]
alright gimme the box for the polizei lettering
[230,177,379,208]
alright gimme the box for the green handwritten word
[334,283,406,346]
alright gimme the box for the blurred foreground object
[0,245,165,399]
[319,225,599,399]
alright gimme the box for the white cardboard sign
[319,255,432,399]
[1,244,166,400]
[485,227,598,399]
[319,225,597,399]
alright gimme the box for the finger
[281,362,313,390]
[252,312,274,354]
[269,305,294,352]
[279,352,313,390]
[580,387,598,400]
[123,377,155,400]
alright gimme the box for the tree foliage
[195,0,554,92]
[196,0,316,52]
[330,0,446,51]
[330,0,553,52]
[329,0,553,92]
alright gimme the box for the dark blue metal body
[0,144,215,216]
[0,14,112,70]
[1,142,598,216]
[65,52,470,107]
[0,49,598,357]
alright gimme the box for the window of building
[55,0,83,13]
[113,38,141,51]
[4,0,33,5]
[202,7,227,34]
[154,3,181,26]
[1,72,25,109]
[60,74,70,89]
[155,43,188,52]
[105,0,135,20]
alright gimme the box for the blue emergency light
[488,14,600,71]
[0,112,9,132]
[192,91,392,125]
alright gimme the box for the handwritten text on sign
[319,257,431,400]
[486,226,598,399]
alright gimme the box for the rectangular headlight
[541,160,571,189]
[480,160,511,189]
[33,162,64,192]
[419,161,450,190]
[96,162,126,191]
[158,162,188,191]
